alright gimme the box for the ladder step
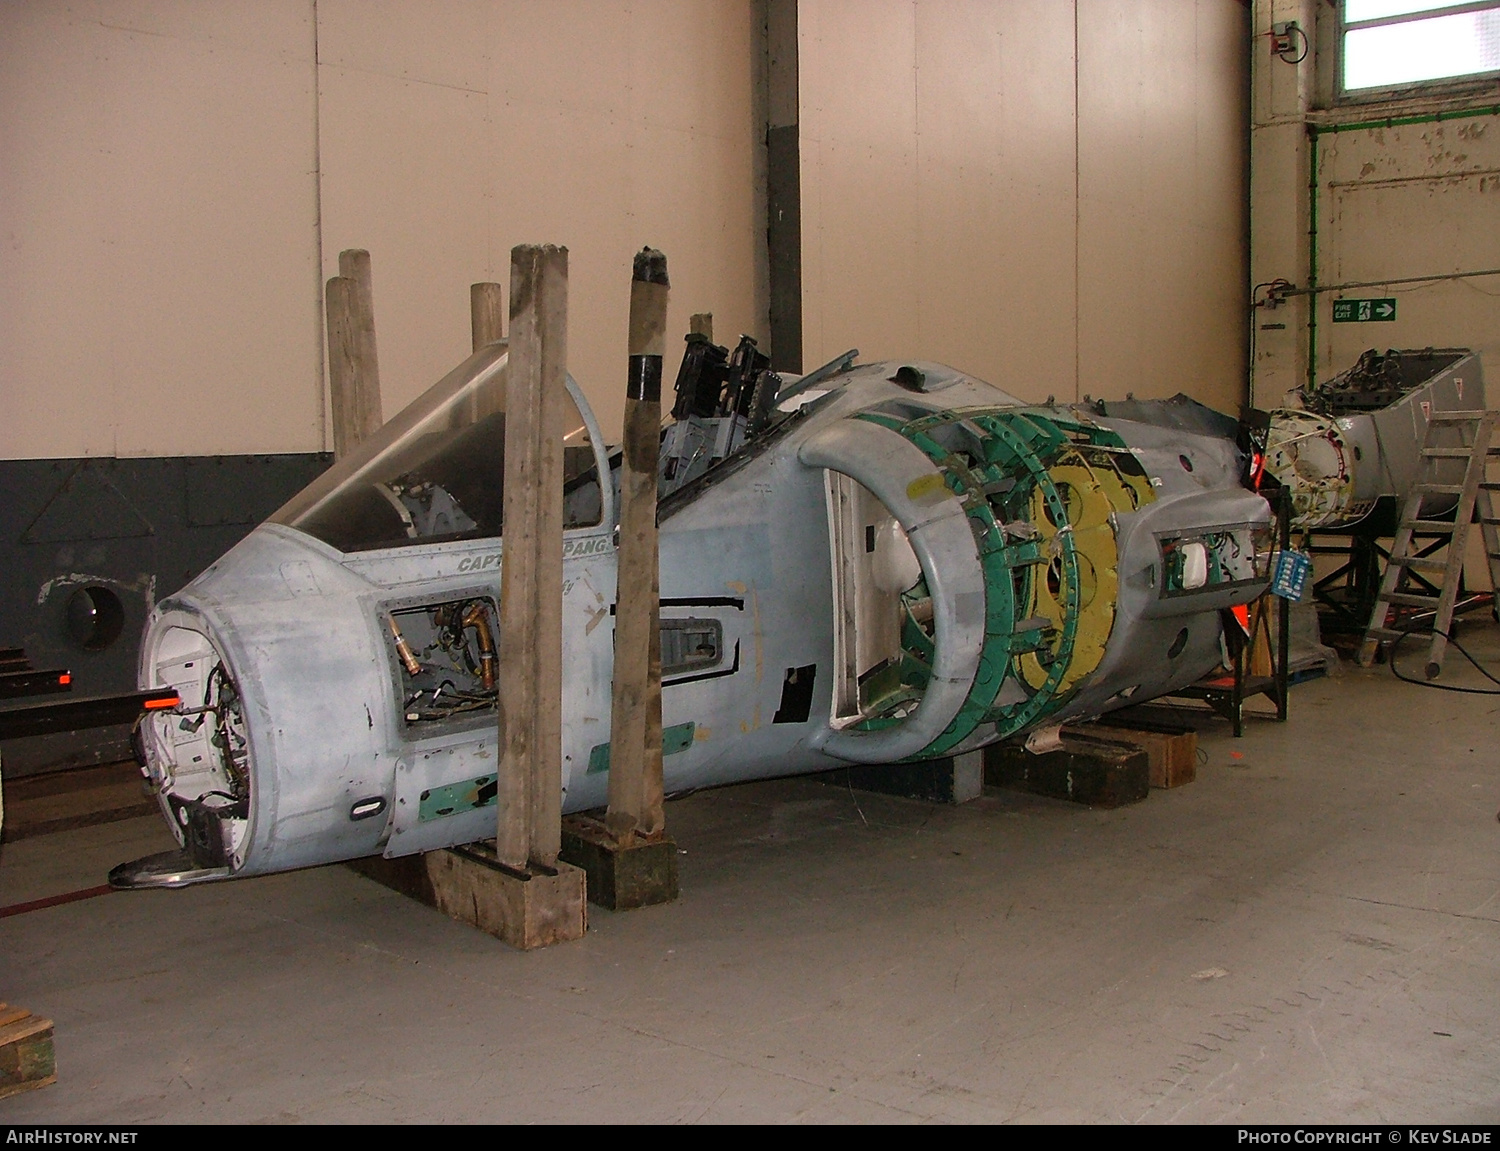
[1428,410,1491,423]
[1479,516,1500,525]
[1414,483,1465,494]
[1422,447,1480,458]
[1390,555,1449,572]
[1482,483,1500,492]
[1380,591,1442,607]
[1404,518,1458,531]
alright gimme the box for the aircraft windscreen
[270,343,604,553]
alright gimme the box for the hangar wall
[797,0,1251,412]
[1249,0,1500,410]
[0,0,763,456]
[0,1,323,460]
[2,1,1252,462]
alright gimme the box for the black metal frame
[1308,498,1491,638]
[0,645,178,741]
[1165,488,1292,737]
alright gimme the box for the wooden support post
[324,277,359,459]
[471,281,505,351]
[561,248,678,910]
[497,244,569,873]
[358,243,591,949]
[325,248,383,459]
[607,248,670,844]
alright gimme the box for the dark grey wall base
[1,452,331,772]
[0,722,133,779]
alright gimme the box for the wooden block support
[349,846,585,950]
[816,750,984,805]
[986,734,1150,808]
[1065,720,1197,789]
[560,814,679,911]
[0,1005,56,1100]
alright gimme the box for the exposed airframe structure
[115,339,1273,887]
[1264,348,1486,529]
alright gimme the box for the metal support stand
[1168,488,1292,736]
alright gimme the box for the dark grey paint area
[0,453,332,708]
[767,122,802,374]
[765,0,800,373]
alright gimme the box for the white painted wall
[798,0,1250,412]
[0,0,762,457]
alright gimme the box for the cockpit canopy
[270,342,605,552]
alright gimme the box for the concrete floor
[3,628,1499,1124]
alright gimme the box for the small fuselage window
[661,618,723,678]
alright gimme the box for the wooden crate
[1068,719,1197,789]
[986,733,1151,808]
[0,1004,56,1099]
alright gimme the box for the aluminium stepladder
[1359,409,1500,677]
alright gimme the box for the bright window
[1343,0,1500,92]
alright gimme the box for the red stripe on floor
[0,884,116,918]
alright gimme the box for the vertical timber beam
[607,248,670,843]
[497,244,568,871]
[324,276,360,460]
[765,0,801,373]
[471,282,506,351]
[328,250,383,458]
[559,249,680,911]
[352,252,585,947]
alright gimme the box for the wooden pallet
[0,761,157,842]
[0,1003,56,1099]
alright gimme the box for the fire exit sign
[1332,298,1396,323]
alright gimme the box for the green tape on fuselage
[587,721,697,775]
[418,774,496,822]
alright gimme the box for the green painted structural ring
[853,408,1134,758]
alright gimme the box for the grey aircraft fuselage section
[121,344,1272,886]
